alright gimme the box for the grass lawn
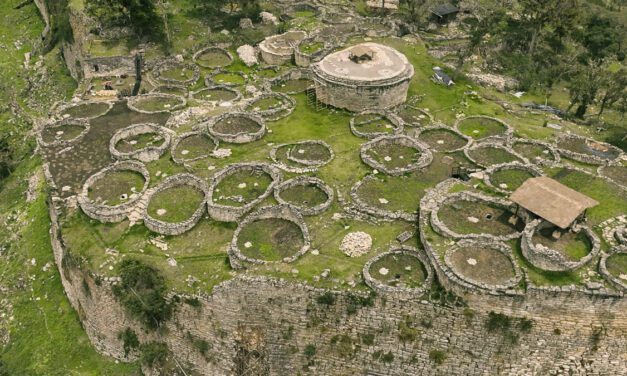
[132,95,183,112]
[195,50,232,68]
[600,165,627,187]
[147,185,205,223]
[512,142,554,161]
[115,132,165,153]
[299,41,324,54]
[246,96,283,111]
[438,200,522,236]
[417,128,467,152]
[278,183,329,208]
[88,170,145,206]
[212,72,246,85]
[159,66,195,81]
[490,169,534,191]
[532,227,592,262]
[449,245,516,285]
[467,146,521,166]
[213,169,273,207]
[272,79,312,93]
[370,253,427,288]
[213,115,262,135]
[196,88,238,102]
[366,142,422,170]
[41,123,86,144]
[606,253,627,280]
[173,134,216,160]
[457,118,508,139]
[237,218,305,261]
[60,102,110,118]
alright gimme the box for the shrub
[429,349,447,365]
[361,333,375,346]
[140,341,169,367]
[112,259,174,330]
[303,344,316,358]
[192,338,209,355]
[381,351,394,363]
[398,318,418,343]
[316,292,336,306]
[518,318,534,333]
[184,297,201,308]
[117,327,140,357]
[485,311,512,332]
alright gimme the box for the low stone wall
[556,133,623,165]
[127,93,187,114]
[193,46,234,68]
[350,110,404,139]
[360,135,433,176]
[190,85,242,104]
[599,246,627,292]
[483,161,542,194]
[207,163,282,222]
[267,68,313,94]
[270,140,334,173]
[413,125,471,152]
[444,239,522,293]
[109,123,173,163]
[259,31,307,65]
[152,59,200,86]
[228,205,311,268]
[520,219,601,272]
[273,176,334,216]
[242,92,295,121]
[143,173,209,236]
[363,246,434,298]
[204,69,247,88]
[510,138,560,166]
[55,100,113,120]
[396,104,434,127]
[430,191,524,241]
[349,175,418,222]
[37,118,90,148]
[78,160,150,223]
[204,112,266,144]
[170,131,218,165]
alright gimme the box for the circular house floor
[360,135,433,176]
[204,112,266,144]
[363,246,433,297]
[229,205,311,268]
[110,123,173,163]
[311,42,414,112]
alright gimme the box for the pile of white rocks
[340,231,372,257]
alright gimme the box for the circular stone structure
[350,110,404,139]
[56,100,113,120]
[191,85,242,104]
[38,118,90,148]
[243,92,296,121]
[228,205,311,268]
[143,173,209,236]
[360,135,433,176]
[207,163,282,222]
[152,61,200,86]
[78,160,150,223]
[363,246,434,297]
[274,176,334,216]
[171,131,218,164]
[444,239,522,292]
[127,93,186,114]
[521,219,601,272]
[110,123,173,163]
[311,42,414,112]
[600,246,627,291]
[414,125,471,153]
[483,162,542,193]
[270,140,334,173]
[193,46,234,68]
[204,112,266,144]
[259,31,307,65]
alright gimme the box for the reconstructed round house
[311,42,414,112]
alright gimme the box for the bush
[346,292,376,315]
[381,351,394,363]
[303,344,316,358]
[112,259,174,329]
[140,341,169,367]
[316,292,336,306]
[117,327,140,357]
[518,318,534,333]
[398,318,418,343]
[361,332,375,346]
[485,311,512,332]
[429,349,447,365]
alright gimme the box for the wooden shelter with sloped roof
[509,176,599,229]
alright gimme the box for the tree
[86,0,164,40]
[597,66,627,116]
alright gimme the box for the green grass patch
[147,185,205,223]
[88,170,145,206]
[213,169,273,207]
[237,218,304,261]
[458,118,507,139]
[490,169,534,191]
[370,253,427,288]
